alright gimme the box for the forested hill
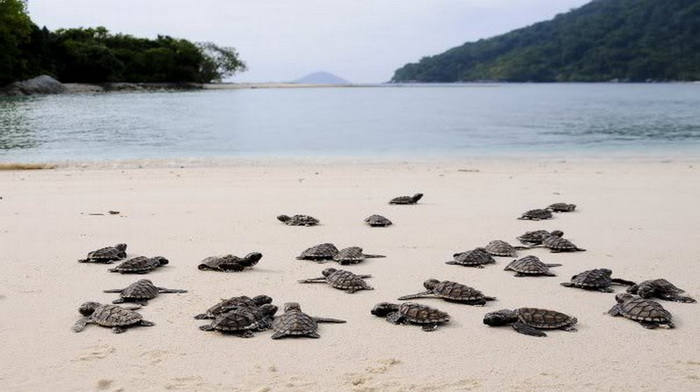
[391,0,700,83]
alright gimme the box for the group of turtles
[72,192,694,336]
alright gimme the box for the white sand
[0,158,698,391]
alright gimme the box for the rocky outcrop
[1,75,67,95]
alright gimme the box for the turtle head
[283,302,301,312]
[371,302,399,317]
[242,252,263,266]
[411,193,424,202]
[259,304,278,317]
[115,243,127,251]
[322,268,337,277]
[483,309,518,326]
[277,215,291,223]
[615,293,635,303]
[600,268,613,276]
[252,295,273,306]
[78,302,102,316]
[153,256,169,266]
[423,279,441,290]
[550,230,564,238]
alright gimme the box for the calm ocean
[1,84,698,164]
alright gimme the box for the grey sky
[28,0,591,83]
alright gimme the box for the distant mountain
[292,72,350,84]
[392,0,700,82]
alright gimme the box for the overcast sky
[28,0,591,83]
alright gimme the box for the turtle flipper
[112,327,127,334]
[544,263,562,268]
[157,288,188,294]
[271,331,285,339]
[445,261,458,265]
[313,317,346,323]
[298,277,327,283]
[307,332,321,338]
[199,324,215,331]
[72,317,91,332]
[103,289,125,293]
[421,323,439,332]
[385,312,403,325]
[355,274,372,279]
[194,313,209,320]
[397,291,433,300]
[597,287,615,293]
[608,304,622,316]
[640,321,659,329]
[363,254,386,259]
[660,293,697,303]
[512,322,547,337]
[139,320,155,327]
[111,298,126,304]
[611,278,636,286]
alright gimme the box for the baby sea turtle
[108,256,169,274]
[389,193,423,205]
[541,233,585,252]
[371,302,450,332]
[296,243,339,262]
[560,268,635,292]
[547,203,576,212]
[446,248,496,268]
[198,252,262,272]
[518,209,553,221]
[504,256,561,277]
[277,214,320,226]
[271,302,346,339]
[365,214,392,227]
[608,293,674,329]
[516,230,563,246]
[483,240,526,257]
[333,246,386,265]
[199,304,278,337]
[298,268,373,293]
[72,302,154,334]
[397,279,496,306]
[103,279,187,305]
[627,279,696,303]
[483,308,577,337]
[78,243,127,263]
[194,295,273,319]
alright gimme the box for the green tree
[0,0,32,85]
[197,42,247,82]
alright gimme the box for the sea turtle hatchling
[333,247,386,265]
[277,214,320,226]
[199,304,278,337]
[194,295,273,320]
[108,256,169,274]
[516,230,563,246]
[103,279,187,305]
[72,302,154,334]
[483,240,526,257]
[483,308,578,337]
[298,268,373,293]
[271,302,346,339]
[541,233,586,253]
[296,243,339,262]
[446,248,496,268]
[608,293,675,329]
[371,302,450,332]
[78,243,127,264]
[397,279,496,306]
[389,193,423,205]
[547,203,576,212]
[627,279,696,303]
[561,268,635,292]
[518,209,553,221]
[198,253,262,272]
[504,256,561,277]
[364,214,392,227]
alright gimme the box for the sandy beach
[0,157,698,391]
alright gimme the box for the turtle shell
[90,304,143,327]
[120,279,159,300]
[198,255,244,272]
[80,244,127,263]
[568,269,613,288]
[516,230,559,246]
[618,296,672,323]
[519,209,553,220]
[389,193,423,205]
[629,279,685,296]
[272,303,318,337]
[484,240,518,257]
[430,281,487,301]
[398,302,450,324]
[365,214,392,227]
[279,214,319,226]
[296,243,339,261]
[324,269,371,291]
[542,235,584,252]
[449,248,496,266]
[548,203,576,212]
[515,308,577,329]
[110,256,168,273]
[505,256,551,275]
[208,308,261,332]
[195,295,272,319]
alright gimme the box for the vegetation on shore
[392,0,700,83]
[0,0,246,86]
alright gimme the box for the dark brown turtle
[333,246,385,265]
[72,302,154,334]
[547,203,576,212]
[197,252,262,272]
[298,268,373,293]
[194,295,273,319]
[103,279,187,305]
[504,256,561,277]
[365,214,392,227]
[516,230,563,246]
[271,302,346,339]
[108,256,169,274]
[541,233,585,252]
[199,304,278,337]
[371,302,450,332]
[389,193,423,205]
[446,248,496,268]
[518,209,553,221]
[483,308,577,337]
[483,240,526,257]
[78,243,127,263]
[608,293,674,329]
[277,214,320,226]
[560,268,635,292]
[627,279,696,303]
[296,243,339,262]
[397,279,496,306]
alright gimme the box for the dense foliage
[392,0,700,82]
[0,1,246,85]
